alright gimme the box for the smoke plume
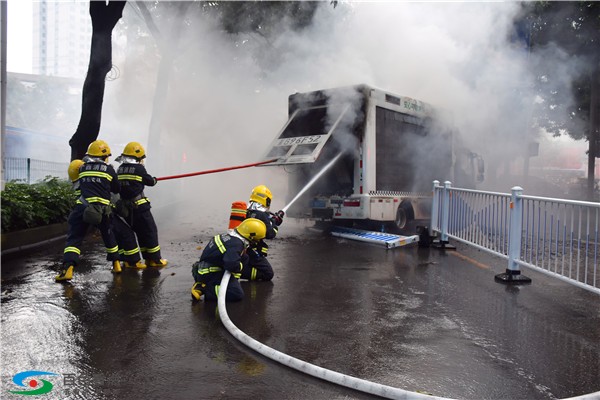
[95,1,587,227]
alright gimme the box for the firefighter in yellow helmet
[240,184,284,281]
[67,159,84,198]
[115,141,167,269]
[191,218,267,302]
[56,140,121,282]
[68,159,84,183]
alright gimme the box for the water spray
[281,152,343,213]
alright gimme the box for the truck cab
[261,84,483,232]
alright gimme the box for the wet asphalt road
[2,207,600,400]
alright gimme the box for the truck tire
[394,202,414,232]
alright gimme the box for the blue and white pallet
[330,227,420,249]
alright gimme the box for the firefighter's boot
[55,265,74,282]
[111,260,122,274]
[125,261,147,269]
[191,282,205,301]
[147,258,168,268]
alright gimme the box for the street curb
[1,223,68,257]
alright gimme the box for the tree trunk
[587,66,600,201]
[69,1,126,161]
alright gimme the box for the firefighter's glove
[270,210,285,226]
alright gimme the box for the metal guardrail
[431,180,600,295]
[2,157,68,183]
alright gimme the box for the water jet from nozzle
[281,152,343,213]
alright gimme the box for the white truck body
[261,84,483,232]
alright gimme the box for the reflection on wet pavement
[2,219,599,400]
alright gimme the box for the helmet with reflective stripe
[249,185,272,208]
[235,218,266,242]
[122,141,146,159]
[68,159,84,182]
[86,140,112,157]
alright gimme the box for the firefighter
[67,159,84,198]
[116,141,167,268]
[191,218,266,302]
[240,184,284,281]
[112,197,146,270]
[56,140,121,282]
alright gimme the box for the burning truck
[260,84,484,233]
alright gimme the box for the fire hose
[156,159,278,181]
[217,270,448,400]
[217,273,600,399]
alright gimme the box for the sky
[4,1,593,209]
[6,0,33,74]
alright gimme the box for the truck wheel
[394,203,414,232]
[395,208,407,230]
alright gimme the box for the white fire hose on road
[217,272,600,400]
[218,271,446,400]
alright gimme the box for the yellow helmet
[67,159,84,182]
[86,140,111,157]
[122,141,146,159]
[250,185,272,207]
[235,218,266,242]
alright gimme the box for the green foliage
[516,2,600,139]
[1,178,76,233]
[209,1,323,36]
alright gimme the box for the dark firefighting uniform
[116,161,163,263]
[71,179,81,199]
[63,160,120,267]
[240,202,280,281]
[112,205,142,265]
[191,233,248,302]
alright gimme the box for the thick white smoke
[96,1,586,227]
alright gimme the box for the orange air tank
[229,201,247,229]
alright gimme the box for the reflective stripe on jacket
[198,233,246,275]
[117,162,156,200]
[78,161,119,204]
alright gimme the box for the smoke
[96,1,587,228]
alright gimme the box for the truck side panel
[374,107,453,193]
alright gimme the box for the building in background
[32,0,90,79]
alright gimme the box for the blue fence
[2,157,69,183]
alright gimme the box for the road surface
[2,209,599,400]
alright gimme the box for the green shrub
[1,177,76,233]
